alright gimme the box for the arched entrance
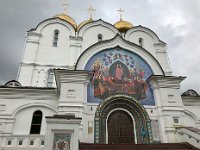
[107,110,135,144]
[94,95,153,144]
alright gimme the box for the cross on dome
[114,8,133,32]
[54,1,77,29]
[62,2,69,15]
[87,6,96,19]
[117,8,124,20]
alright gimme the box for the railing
[175,127,200,149]
[0,134,45,149]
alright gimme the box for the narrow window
[47,70,54,87]
[7,140,12,145]
[30,140,34,145]
[53,30,59,47]
[18,140,23,145]
[139,38,143,47]
[30,110,42,134]
[41,140,45,145]
[98,34,103,42]
[173,118,179,124]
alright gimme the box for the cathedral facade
[0,9,200,150]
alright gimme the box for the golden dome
[114,19,133,32]
[55,14,77,29]
[77,18,93,31]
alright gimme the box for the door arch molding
[94,94,153,144]
[107,110,135,144]
[106,108,137,144]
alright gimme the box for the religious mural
[85,47,155,105]
[53,133,71,150]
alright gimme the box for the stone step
[79,143,199,150]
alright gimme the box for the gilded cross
[87,6,96,19]
[117,8,124,20]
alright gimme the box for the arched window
[98,34,103,42]
[139,38,143,47]
[30,110,42,134]
[53,30,59,47]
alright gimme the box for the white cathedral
[0,6,200,150]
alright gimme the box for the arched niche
[94,95,153,144]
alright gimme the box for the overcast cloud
[0,0,200,93]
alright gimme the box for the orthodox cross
[62,2,69,14]
[117,8,124,20]
[87,6,96,19]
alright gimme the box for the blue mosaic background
[85,48,155,105]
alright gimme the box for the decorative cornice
[26,40,39,44]
[46,117,81,124]
[20,62,70,68]
[27,32,42,37]
[0,87,57,100]
[54,69,93,92]
[147,75,186,89]
[182,96,200,106]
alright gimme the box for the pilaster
[45,115,81,150]
[148,75,186,143]
[54,70,93,117]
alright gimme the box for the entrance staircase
[79,143,199,150]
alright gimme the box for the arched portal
[107,110,135,144]
[94,95,153,144]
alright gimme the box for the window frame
[139,38,143,47]
[30,110,43,134]
[53,29,59,47]
[98,34,103,42]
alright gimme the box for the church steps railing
[175,127,200,149]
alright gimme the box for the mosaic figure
[85,48,155,105]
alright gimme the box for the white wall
[36,23,72,65]
[13,106,55,134]
[80,25,118,52]
[18,19,76,87]
[125,27,172,75]
[125,30,157,56]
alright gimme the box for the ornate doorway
[108,110,135,144]
[94,95,153,144]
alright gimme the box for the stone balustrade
[0,135,45,149]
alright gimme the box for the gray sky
[0,0,200,93]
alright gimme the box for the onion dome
[54,14,77,29]
[114,18,133,32]
[114,8,133,32]
[77,18,93,31]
